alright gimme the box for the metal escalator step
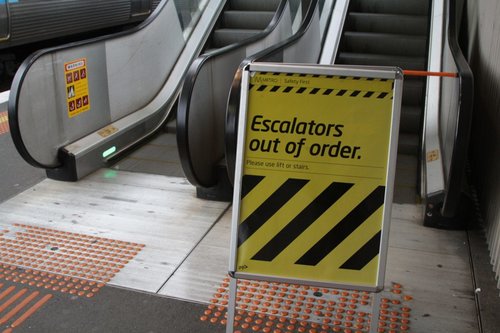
[347,12,428,36]
[402,77,425,106]
[230,0,281,12]
[223,11,275,30]
[394,153,419,203]
[350,0,430,16]
[398,133,420,156]
[342,31,428,57]
[212,28,262,48]
[337,52,426,70]
[400,105,422,134]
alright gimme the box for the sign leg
[225,277,238,333]
[369,291,382,333]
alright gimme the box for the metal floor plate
[0,169,229,293]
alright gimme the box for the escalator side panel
[9,0,226,179]
[17,44,111,167]
[106,2,184,120]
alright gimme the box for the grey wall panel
[466,0,500,289]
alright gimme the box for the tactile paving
[0,223,145,296]
[0,282,52,333]
[201,277,413,333]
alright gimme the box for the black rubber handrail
[225,0,320,183]
[8,0,172,169]
[177,0,290,188]
[441,0,473,217]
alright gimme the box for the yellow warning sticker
[64,58,90,118]
[235,71,396,289]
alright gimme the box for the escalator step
[230,0,281,12]
[394,153,419,203]
[350,0,430,16]
[400,105,423,134]
[398,133,420,156]
[341,31,428,57]
[223,11,275,30]
[337,52,426,70]
[402,78,426,106]
[212,28,262,48]
[347,12,428,36]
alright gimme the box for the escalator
[335,0,431,204]
[112,0,287,178]
[8,0,292,182]
[180,0,337,200]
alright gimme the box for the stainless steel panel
[18,43,111,166]
[106,0,184,121]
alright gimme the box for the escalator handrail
[441,0,474,217]
[177,0,290,188]
[225,0,320,183]
[8,0,173,169]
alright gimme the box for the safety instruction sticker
[233,69,399,289]
[64,58,90,118]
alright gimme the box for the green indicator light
[102,146,117,158]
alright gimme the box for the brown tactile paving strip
[202,277,413,333]
[0,223,145,332]
[0,223,144,285]
[0,282,52,333]
[0,112,8,136]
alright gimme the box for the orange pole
[403,70,458,78]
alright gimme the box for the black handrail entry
[225,0,320,184]
[177,0,290,188]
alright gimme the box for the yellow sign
[64,58,90,118]
[234,70,397,289]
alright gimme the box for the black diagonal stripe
[295,186,385,266]
[296,87,307,94]
[363,91,374,98]
[257,85,268,92]
[337,89,347,96]
[323,88,333,95]
[238,179,309,246]
[251,182,354,262]
[241,175,265,199]
[352,77,361,80]
[340,231,381,270]
[310,88,320,95]
[283,86,293,93]
[249,84,255,90]
[270,86,280,92]
[377,92,388,99]
[350,90,361,97]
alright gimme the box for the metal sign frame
[226,62,403,332]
